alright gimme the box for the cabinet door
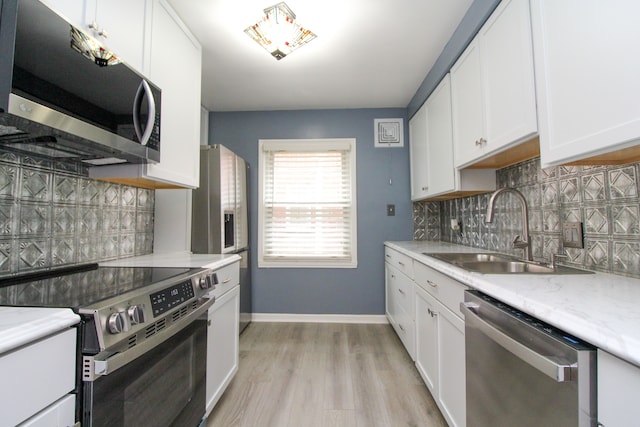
[598,349,640,427]
[480,0,537,154]
[42,0,87,27]
[409,102,429,201]
[415,286,438,395]
[385,264,394,321]
[532,0,640,167]
[206,285,240,415]
[43,0,148,73]
[425,74,455,196]
[89,0,149,73]
[145,0,202,188]
[451,40,485,168]
[437,303,466,427]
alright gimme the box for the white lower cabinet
[1,328,76,427]
[414,261,467,427]
[206,284,240,416]
[415,285,438,393]
[597,349,640,427]
[437,301,465,427]
[18,395,75,427]
[385,248,416,360]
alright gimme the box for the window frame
[258,138,358,269]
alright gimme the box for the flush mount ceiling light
[244,2,317,60]
[70,26,121,67]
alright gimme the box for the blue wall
[210,109,412,314]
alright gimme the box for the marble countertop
[386,240,640,367]
[0,308,79,356]
[100,252,241,269]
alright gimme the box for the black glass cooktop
[0,265,193,309]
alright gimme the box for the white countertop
[0,308,79,356]
[100,252,241,269]
[386,240,640,367]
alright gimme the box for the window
[258,139,357,268]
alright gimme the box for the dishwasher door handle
[460,302,576,382]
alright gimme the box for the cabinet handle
[427,280,438,288]
[386,254,391,258]
[398,261,405,267]
[422,186,428,191]
[427,308,436,317]
[398,288,405,295]
[391,274,396,279]
[398,324,405,332]
[475,138,487,147]
[221,277,231,284]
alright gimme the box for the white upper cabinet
[531,0,640,167]
[410,75,495,201]
[451,0,538,168]
[44,0,149,73]
[142,0,201,188]
[424,75,456,197]
[88,0,202,189]
[409,101,429,200]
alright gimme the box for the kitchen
[1,0,639,426]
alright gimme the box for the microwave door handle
[133,79,156,146]
[460,302,576,382]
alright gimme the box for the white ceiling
[166,0,473,112]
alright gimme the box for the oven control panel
[150,279,195,317]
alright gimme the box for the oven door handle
[460,302,577,382]
[84,296,215,381]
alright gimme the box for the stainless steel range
[0,264,217,427]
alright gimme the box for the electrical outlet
[387,204,395,216]
[562,222,584,248]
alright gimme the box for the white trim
[250,313,389,324]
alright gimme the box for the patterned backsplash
[0,149,154,277]
[414,157,640,278]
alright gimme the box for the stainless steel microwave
[0,0,161,165]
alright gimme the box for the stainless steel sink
[427,252,517,264]
[425,252,593,275]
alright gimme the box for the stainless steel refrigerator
[191,144,251,333]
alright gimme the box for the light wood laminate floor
[207,322,448,427]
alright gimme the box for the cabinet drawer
[385,247,414,278]
[414,261,468,318]
[387,264,414,317]
[393,302,416,361]
[1,328,76,426]
[212,262,240,299]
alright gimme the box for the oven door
[83,317,207,427]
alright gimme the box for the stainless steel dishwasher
[461,290,597,427]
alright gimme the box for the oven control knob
[198,275,211,290]
[107,311,131,334]
[127,305,146,325]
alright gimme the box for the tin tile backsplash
[0,150,154,277]
[414,157,640,278]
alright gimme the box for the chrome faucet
[485,187,532,261]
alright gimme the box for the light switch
[387,204,395,216]
[562,222,584,248]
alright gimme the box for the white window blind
[258,139,357,268]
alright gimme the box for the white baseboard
[250,313,389,324]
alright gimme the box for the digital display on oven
[150,280,195,317]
